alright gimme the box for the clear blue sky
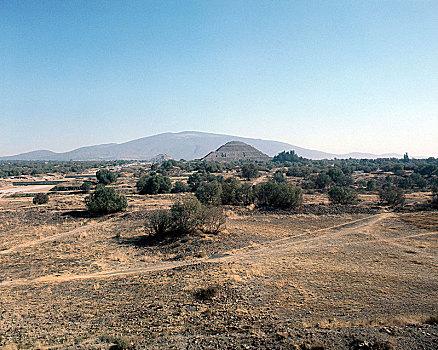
[1,0,437,157]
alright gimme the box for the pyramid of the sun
[202,141,272,162]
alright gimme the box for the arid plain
[0,166,437,350]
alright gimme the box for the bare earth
[0,192,437,349]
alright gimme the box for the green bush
[273,150,302,163]
[170,197,202,234]
[96,169,116,185]
[366,180,376,191]
[145,197,226,237]
[379,186,405,208]
[254,181,303,209]
[315,172,332,189]
[328,186,358,204]
[240,163,259,180]
[431,186,438,209]
[80,181,93,193]
[195,181,222,205]
[171,181,190,193]
[85,186,127,215]
[136,174,172,195]
[33,193,49,205]
[145,210,172,236]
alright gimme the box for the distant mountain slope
[0,131,402,161]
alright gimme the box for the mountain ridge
[0,131,403,161]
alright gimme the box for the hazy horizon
[2,1,437,157]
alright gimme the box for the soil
[0,187,437,349]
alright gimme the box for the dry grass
[0,180,437,348]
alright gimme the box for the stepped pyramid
[202,141,272,162]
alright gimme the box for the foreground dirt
[0,194,437,349]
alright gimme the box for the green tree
[136,174,172,195]
[254,181,303,209]
[366,180,376,191]
[328,186,358,204]
[195,181,222,205]
[241,163,259,180]
[379,186,405,208]
[273,150,302,163]
[96,169,116,185]
[171,181,190,193]
[80,181,93,193]
[85,186,127,215]
[315,172,332,189]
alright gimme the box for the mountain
[203,141,272,162]
[0,131,402,161]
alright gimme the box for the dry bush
[33,193,49,205]
[194,286,218,301]
[145,197,226,237]
[198,206,226,234]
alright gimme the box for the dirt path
[0,216,116,255]
[0,185,54,198]
[1,212,402,287]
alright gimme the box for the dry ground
[0,189,437,349]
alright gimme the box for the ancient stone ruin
[202,141,272,162]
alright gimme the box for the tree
[85,186,127,215]
[273,150,302,163]
[366,180,376,191]
[379,186,405,208]
[145,197,226,237]
[80,181,93,193]
[136,174,172,195]
[33,193,49,205]
[272,170,286,183]
[328,186,358,204]
[432,186,438,209]
[171,181,190,193]
[195,181,222,205]
[170,197,203,234]
[96,169,116,185]
[241,163,259,180]
[315,172,332,189]
[254,181,303,209]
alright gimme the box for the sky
[1,0,437,157]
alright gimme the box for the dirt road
[3,212,420,287]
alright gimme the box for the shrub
[170,197,203,234]
[366,180,376,191]
[315,172,332,189]
[136,174,172,195]
[80,181,93,193]
[145,197,226,237]
[85,186,127,215]
[195,181,222,205]
[272,170,286,183]
[431,186,438,209]
[194,286,218,301]
[187,172,204,191]
[328,186,358,204]
[33,193,49,205]
[240,163,259,180]
[198,206,226,234]
[254,181,303,209]
[171,181,189,193]
[145,210,172,236]
[96,169,116,185]
[379,186,405,208]
[273,150,302,163]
